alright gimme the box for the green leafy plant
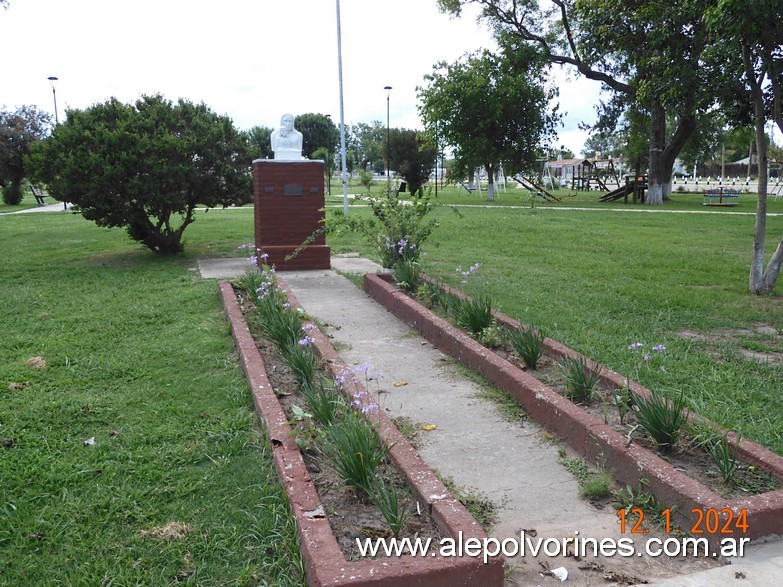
[393,259,421,293]
[449,294,494,336]
[559,356,602,402]
[477,323,505,348]
[611,479,659,516]
[260,308,303,352]
[280,340,318,390]
[323,411,390,495]
[369,477,408,538]
[708,433,742,483]
[633,390,688,453]
[290,404,312,422]
[611,385,633,425]
[415,281,447,312]
[234,265,266,298]
[301,377,346,427]
[330,196,438,268]
[580,472,613,501]
[508,326,546,369]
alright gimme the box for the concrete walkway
[200,256,783,586]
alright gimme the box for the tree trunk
[646,103,697,204]
[745,43,780,294]
[485,163,495,202]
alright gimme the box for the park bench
[30,185,46,206]
[703,187,739,207]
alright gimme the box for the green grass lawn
[1,189,782,583]
[0,213,302,586]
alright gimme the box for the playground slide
[599,184,633,202]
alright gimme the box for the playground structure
[544,156,622,192]
[599,174,649,203]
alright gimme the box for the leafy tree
[352,121,385,172]
[706,0,783,294]
[385,128,437,197]
[418,44,559,201]
[0,105,51,205]
[247,125,274,160]
[581,131,626,160]
[27,95,252,255]
[311,146,336,194]
[294,113,339,160]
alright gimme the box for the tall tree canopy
[352,121,385,173]
[295,113,340,161]
[418,44,559,200]
[247,125,274,160]
[28,95,252,255]
[385,128,437,197]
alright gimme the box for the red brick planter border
[364,272,783,546]
[218,280,504,586]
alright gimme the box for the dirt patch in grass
[25,356,46,370]
[139,522,192,541]
[678,324,783,366]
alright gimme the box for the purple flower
[643,353,651,361]
[627,342,644,350]
[298,336,315,346]
[361,403,379,414]
[653,344,666,352]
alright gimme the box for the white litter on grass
[551,566,568,582]
[83,436,95,446]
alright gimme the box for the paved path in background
[5,197,782,218]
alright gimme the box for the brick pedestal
[253,159,330,270]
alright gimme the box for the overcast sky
[1,0,604,155]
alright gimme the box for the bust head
[280,114,295,131]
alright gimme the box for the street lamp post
[384,85,392,199]
[336,0,349,215]
[47,76,59,124]
[325,114,333,196]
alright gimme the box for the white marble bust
[270,113,303,160]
